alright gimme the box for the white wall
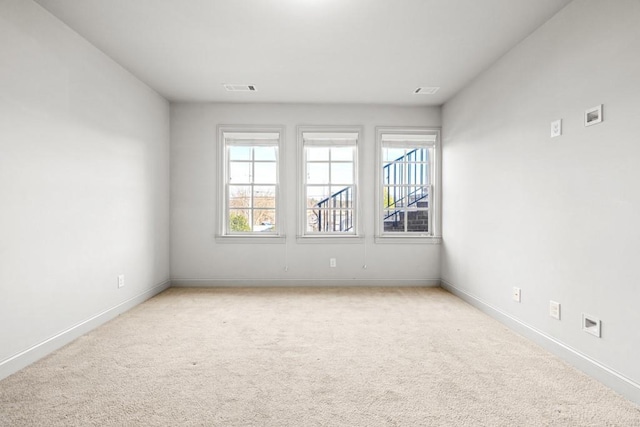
[0,0,170,377]
[442,0,640,402]
[171,103,441,285]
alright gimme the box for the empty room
[1,0,639,425]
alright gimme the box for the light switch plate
[551,119,562,138]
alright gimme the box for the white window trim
[375,127,442,243]
[216,125,286,242]
[297,125,363,240]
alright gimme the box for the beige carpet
[1,287,639,426]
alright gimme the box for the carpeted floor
[1,287,639,426]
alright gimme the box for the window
[299,128,360,236]
[376,128,441,240]
[219,127,283,237]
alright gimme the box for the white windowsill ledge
[214,234,286,244]
[374,235,442,244]
[296,235,364,244]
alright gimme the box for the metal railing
[314,186,353,232]
[383,148,429,221]
[313,149,428,232]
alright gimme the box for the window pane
[307,186,330,207]
[383,186,398,209]
[253,209,276,232]
[327,209,354,232]
[394,195,408,208]
[414,162,429,185]
[329,186,352,208]
[383,161,405,185]
[254,162,277,184]
[306,208,355,233]
[385,186,405,207]
[410,186,429,206]
[405,161,428,183]
[412,148,429,162]
[331,147,353,161]
[383,148,405,162]
[306,147,329,161]
[306,209,321,232]
[228,209,251,232]
[254,186,276,208]
[331,162,353,184]
[383,211,404,232]
[229,162,251,183]
[307,163,329,184]
[229,185,251,208]
[407,186,422,205]
[406,209,429,232]
[311,208,333,232]
[382,162,396,185]
[229,146,251,160]
[254,146,277,161]
[383,209,400,221]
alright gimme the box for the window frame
[297,126,362,240]
[217,125,285,241]
[375,127,442,243]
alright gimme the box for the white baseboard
[0,280,170,381]
[171,278,441,288]
[441,279,640,406]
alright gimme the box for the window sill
[214,234,286,244]
[296,235,364,244]
[374,235,442,244]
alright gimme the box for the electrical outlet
[512,287,521,303]
[329,258,337,268]
[549,300,561,320]
[118,274,125,288]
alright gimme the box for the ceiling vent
[223,84,257,92]
[413,87,440,95]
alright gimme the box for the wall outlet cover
[582,313,601,338]
[512,287,521,302]
[585,105,603,127]
[549,300,561,320]
[551,119,562,138]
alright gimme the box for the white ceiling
[34,0,572,106]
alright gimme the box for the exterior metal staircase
[313,148,428,232]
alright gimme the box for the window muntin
[378,130,440,237]
[301,131,358,235]
[222,131,281,235]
